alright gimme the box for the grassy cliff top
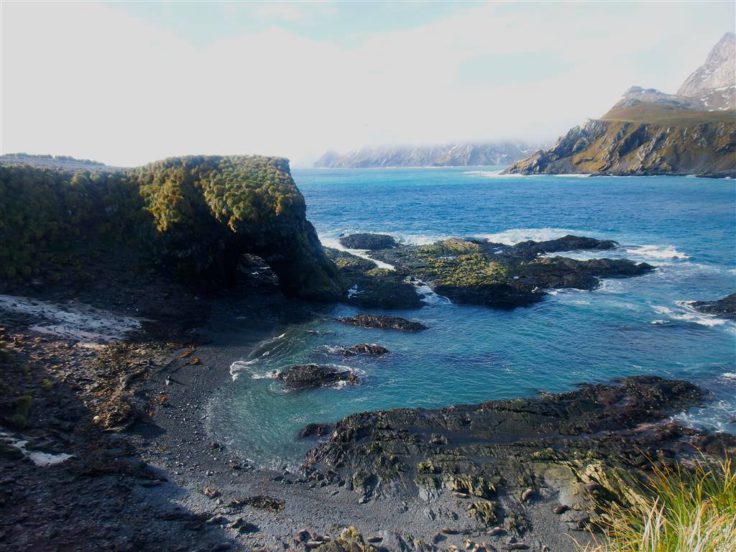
[602,102,736,126]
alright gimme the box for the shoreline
[2,284,734,551]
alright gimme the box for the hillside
[0,153,118,172]
[315,141,540,168]
[505,33,736,177]
[0,156,342,299]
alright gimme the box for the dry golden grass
[583,457,736,552]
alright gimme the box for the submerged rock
[333,344,390,356]
[299,423,336,439]
[339,233,398,250]
[337,314,428,332]
[277,364,358,390]
[692,293,736,320]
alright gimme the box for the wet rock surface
[692,292,736,320]
[303,376,735,547]
[277,364,359,390]
[339,234,398,251]
[337,314,428,332]
[367,235,653,309]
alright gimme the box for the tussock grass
[584,457,736,552]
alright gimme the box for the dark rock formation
[369,237,652,309]
[276,364,358,390]
[505,235,618,260]
[326,248,421,309]
[339,233,397,250]
[692,293,736,320]
[344,344,390,356]
[505,34,736,177]
[0,156,343,300]
[303,376,735,534]
[337,315,428,332]
[299,423,336,439]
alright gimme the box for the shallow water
[208,167,736,468]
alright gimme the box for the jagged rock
[333,344,390,356]
[691,293,736,320]
[369,237,652,309]
[299,423,336,439]
[337,315,428,332]
[339,233,397,250]
[277,364,358,390]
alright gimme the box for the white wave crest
[319,236,396,271]
[625,244,689,261]
[474,227,587,245]
[652,303,732,329]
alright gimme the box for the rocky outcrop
[331,344,390,356]
[337,315,428,332]
[505,33,736,177]
[276,364,358,390]
[303,376,735,537]
[339,233,397,250]
[315,142,542,168]
[326,248,421,309]
[0,156,343,300]
[678,32,735,110]
[369,236,652,309]
[692,293,736,320]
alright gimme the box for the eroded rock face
[302,376,735,536]
[135,156,343,300]
[337,315,428,332]
[339,233,398,250]
[277,364,358,390]
[692,293,736,320]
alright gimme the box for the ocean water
[208,167,736,468]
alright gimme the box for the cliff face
[0,156,342,300]
[504,116,736,177]
[315,142,539,168]
[506,33,736,177]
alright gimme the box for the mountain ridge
[505,32,736,177]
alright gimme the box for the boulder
[277,364,358,390]
[337,315,428,332]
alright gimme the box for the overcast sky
[2,1,733,167]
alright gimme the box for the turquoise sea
[208,167,736,468]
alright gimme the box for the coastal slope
[315,142,541,168]
[505,32,736,177]
[0,156,342,300]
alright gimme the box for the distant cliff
[505,33,736,177]
[0,156,342,300]
[315,142,541,168]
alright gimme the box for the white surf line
[0,430,74,467]
[0,294,141,343]
[320,237,396,271]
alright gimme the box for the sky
[1,1,734,167]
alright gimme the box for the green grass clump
[585,457,736,552]
[8,392,33,429]
[419,252,509,287]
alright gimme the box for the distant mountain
[314,142,542,168]
[0,153,117,172]
[505,33,736,177]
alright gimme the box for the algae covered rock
[135,156,342,299]
[0,156,343,300]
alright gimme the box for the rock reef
[692,293,736,320]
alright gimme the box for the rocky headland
[505,33,736,177]
[0,157,733,552]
